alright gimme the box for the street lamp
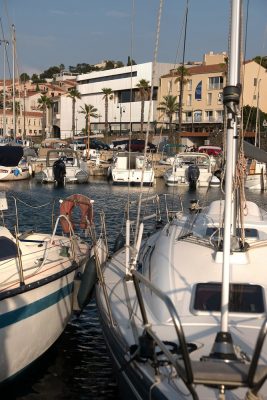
[117,104,125,135]
[0,39,9,137]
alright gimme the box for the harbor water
[1,177,266,400]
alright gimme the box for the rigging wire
[134,0,163,245]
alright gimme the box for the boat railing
[131,270,267,400]
[163,193,184,222]
[131,268,267,398]
[131,269,198,398]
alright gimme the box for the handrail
[132,269,267,398]
[248,316,267,390]
[132,269,198,400]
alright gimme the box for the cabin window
[205,227,258,239]
[193,283,264,313]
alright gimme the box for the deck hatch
[193,283,264,313]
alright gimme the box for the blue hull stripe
[0,282,73,329]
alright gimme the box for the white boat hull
[0,270,75,382]
[0,166,30,181]
[96,199,267,399]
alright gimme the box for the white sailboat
[0,192,99,383]
[95,1,267,399]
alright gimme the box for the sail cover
[0,146,23,167]
[243,141,267,163]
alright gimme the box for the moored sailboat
[95,1,267,399]
[0,192,100,384]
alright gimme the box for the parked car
[125,140,157,153]
[110,139,129,151]
[90,139,110,150]
[70,140,86,150]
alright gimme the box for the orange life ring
[60,194,93,233]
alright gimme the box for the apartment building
[158,52,267,147]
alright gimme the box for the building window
[208,76,223,90]
[205,110,213,122]
[186,94,192,106]
[187,79,192,91]
[167,80,172,93]
[194,110,202,122]
[77,71,137,85]
[254,78,257,86]
[216,110,224,122]
[207,93,212,106]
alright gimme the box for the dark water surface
[1,177,266,399]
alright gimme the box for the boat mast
[12,24,16,139]
[0,39,9,137]
[221,0,242,333]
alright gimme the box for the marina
[0,0,267,399]
[0,176,266,399]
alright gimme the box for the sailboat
[95,1,267,399]
[0,192,101,384]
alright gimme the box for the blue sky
[0,0,266,76]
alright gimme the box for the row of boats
[0,144,266,191]
[1,1,267,399]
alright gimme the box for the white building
[52,62,173,139]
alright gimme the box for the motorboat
[107,152,154,186]
[0,192,106,384]
[35,148,89,185]
[0,146,31,181]
[163,152,212,188]
[95,1,267,399]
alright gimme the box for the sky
[0,0,266,77]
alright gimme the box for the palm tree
[67,88,81,138]
[136,79,150,136]
[102,88,113,140]
[79,104,98,159]
[175,66,191,135]
[38,94,52,139]
[157,95,179,144]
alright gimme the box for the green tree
[243,105,267,132]
[40,66,61,80]
[136,79,150,136]
[157,95,179,144]
[102,88,113,140]
[127,56,137,66]
[253,56,267,69]
[79,104,98,159]
[20,73,30,82]
[38,94,52,139]
[175,66,191,136]
[31,73,40,83]
[67,88,81,138]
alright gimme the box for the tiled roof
[162,63,227,78]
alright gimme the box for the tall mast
[221,0,242,333]
[12,24,16,139]
[0,39,9,137]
